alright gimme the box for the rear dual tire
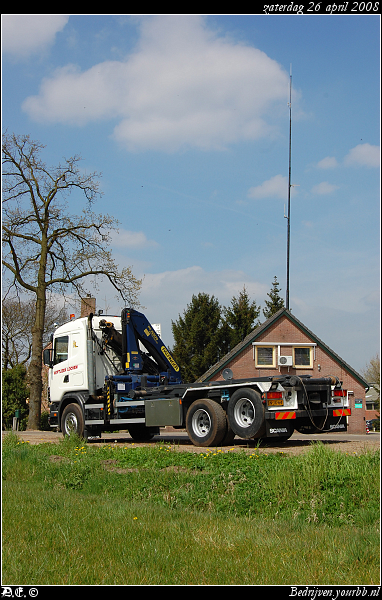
[227,388,265,439]
[186,398,231,447]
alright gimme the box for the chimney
[81,296,96,318]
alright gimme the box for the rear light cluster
[332,389,347,402]
[262,391,284,405]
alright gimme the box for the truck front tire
[61,403,85,438]
[227,388,265,439]
[186,398,227,447]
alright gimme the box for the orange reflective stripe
[333,408,351,417]
[275,411,296,420]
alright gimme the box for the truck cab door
[51,335,70,399]
[51,332,85,400]
[68,332,85,388]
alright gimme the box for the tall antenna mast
[286,65,292,310]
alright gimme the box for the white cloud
[21,15,290,152]
[311,181,339,195]
[68,259,378,371]
[138,265,268,344]
[344,143,380,168]
[316,156,338,169]
[2,14,69,58]
[247,174,288,200]
[111,228,158,249]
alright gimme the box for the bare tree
[2,133,142,429]
[2,295,68,369]
[361,354,380,410]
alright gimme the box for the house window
[294,347,312,368]
[255,346,275,368]
[54,336,69,365]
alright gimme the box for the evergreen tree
[223,285,261,348]
[263,276,285,319]
[171,293,227,382]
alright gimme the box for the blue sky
[2,14,380,373]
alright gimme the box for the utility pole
[286,65,292,311]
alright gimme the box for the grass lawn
[2,433,380,586]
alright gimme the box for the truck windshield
[54,336,69,365]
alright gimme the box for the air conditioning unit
[278,355,293,366]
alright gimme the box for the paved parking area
[3,428,379,455]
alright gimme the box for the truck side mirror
[43,348,53,367]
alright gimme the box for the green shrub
[40,411,50,431]
[2,365,29,430]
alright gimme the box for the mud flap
[326,416,347,432]
[296,415,348,434]
[266,420,294,438]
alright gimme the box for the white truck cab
[47,315,122,404]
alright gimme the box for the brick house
[199,308,371,434]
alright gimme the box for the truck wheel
[61,403,85,438]
[127,424,158,441]
[186,399,227,447]
[227,388,264,439]
[221,416,236,446]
